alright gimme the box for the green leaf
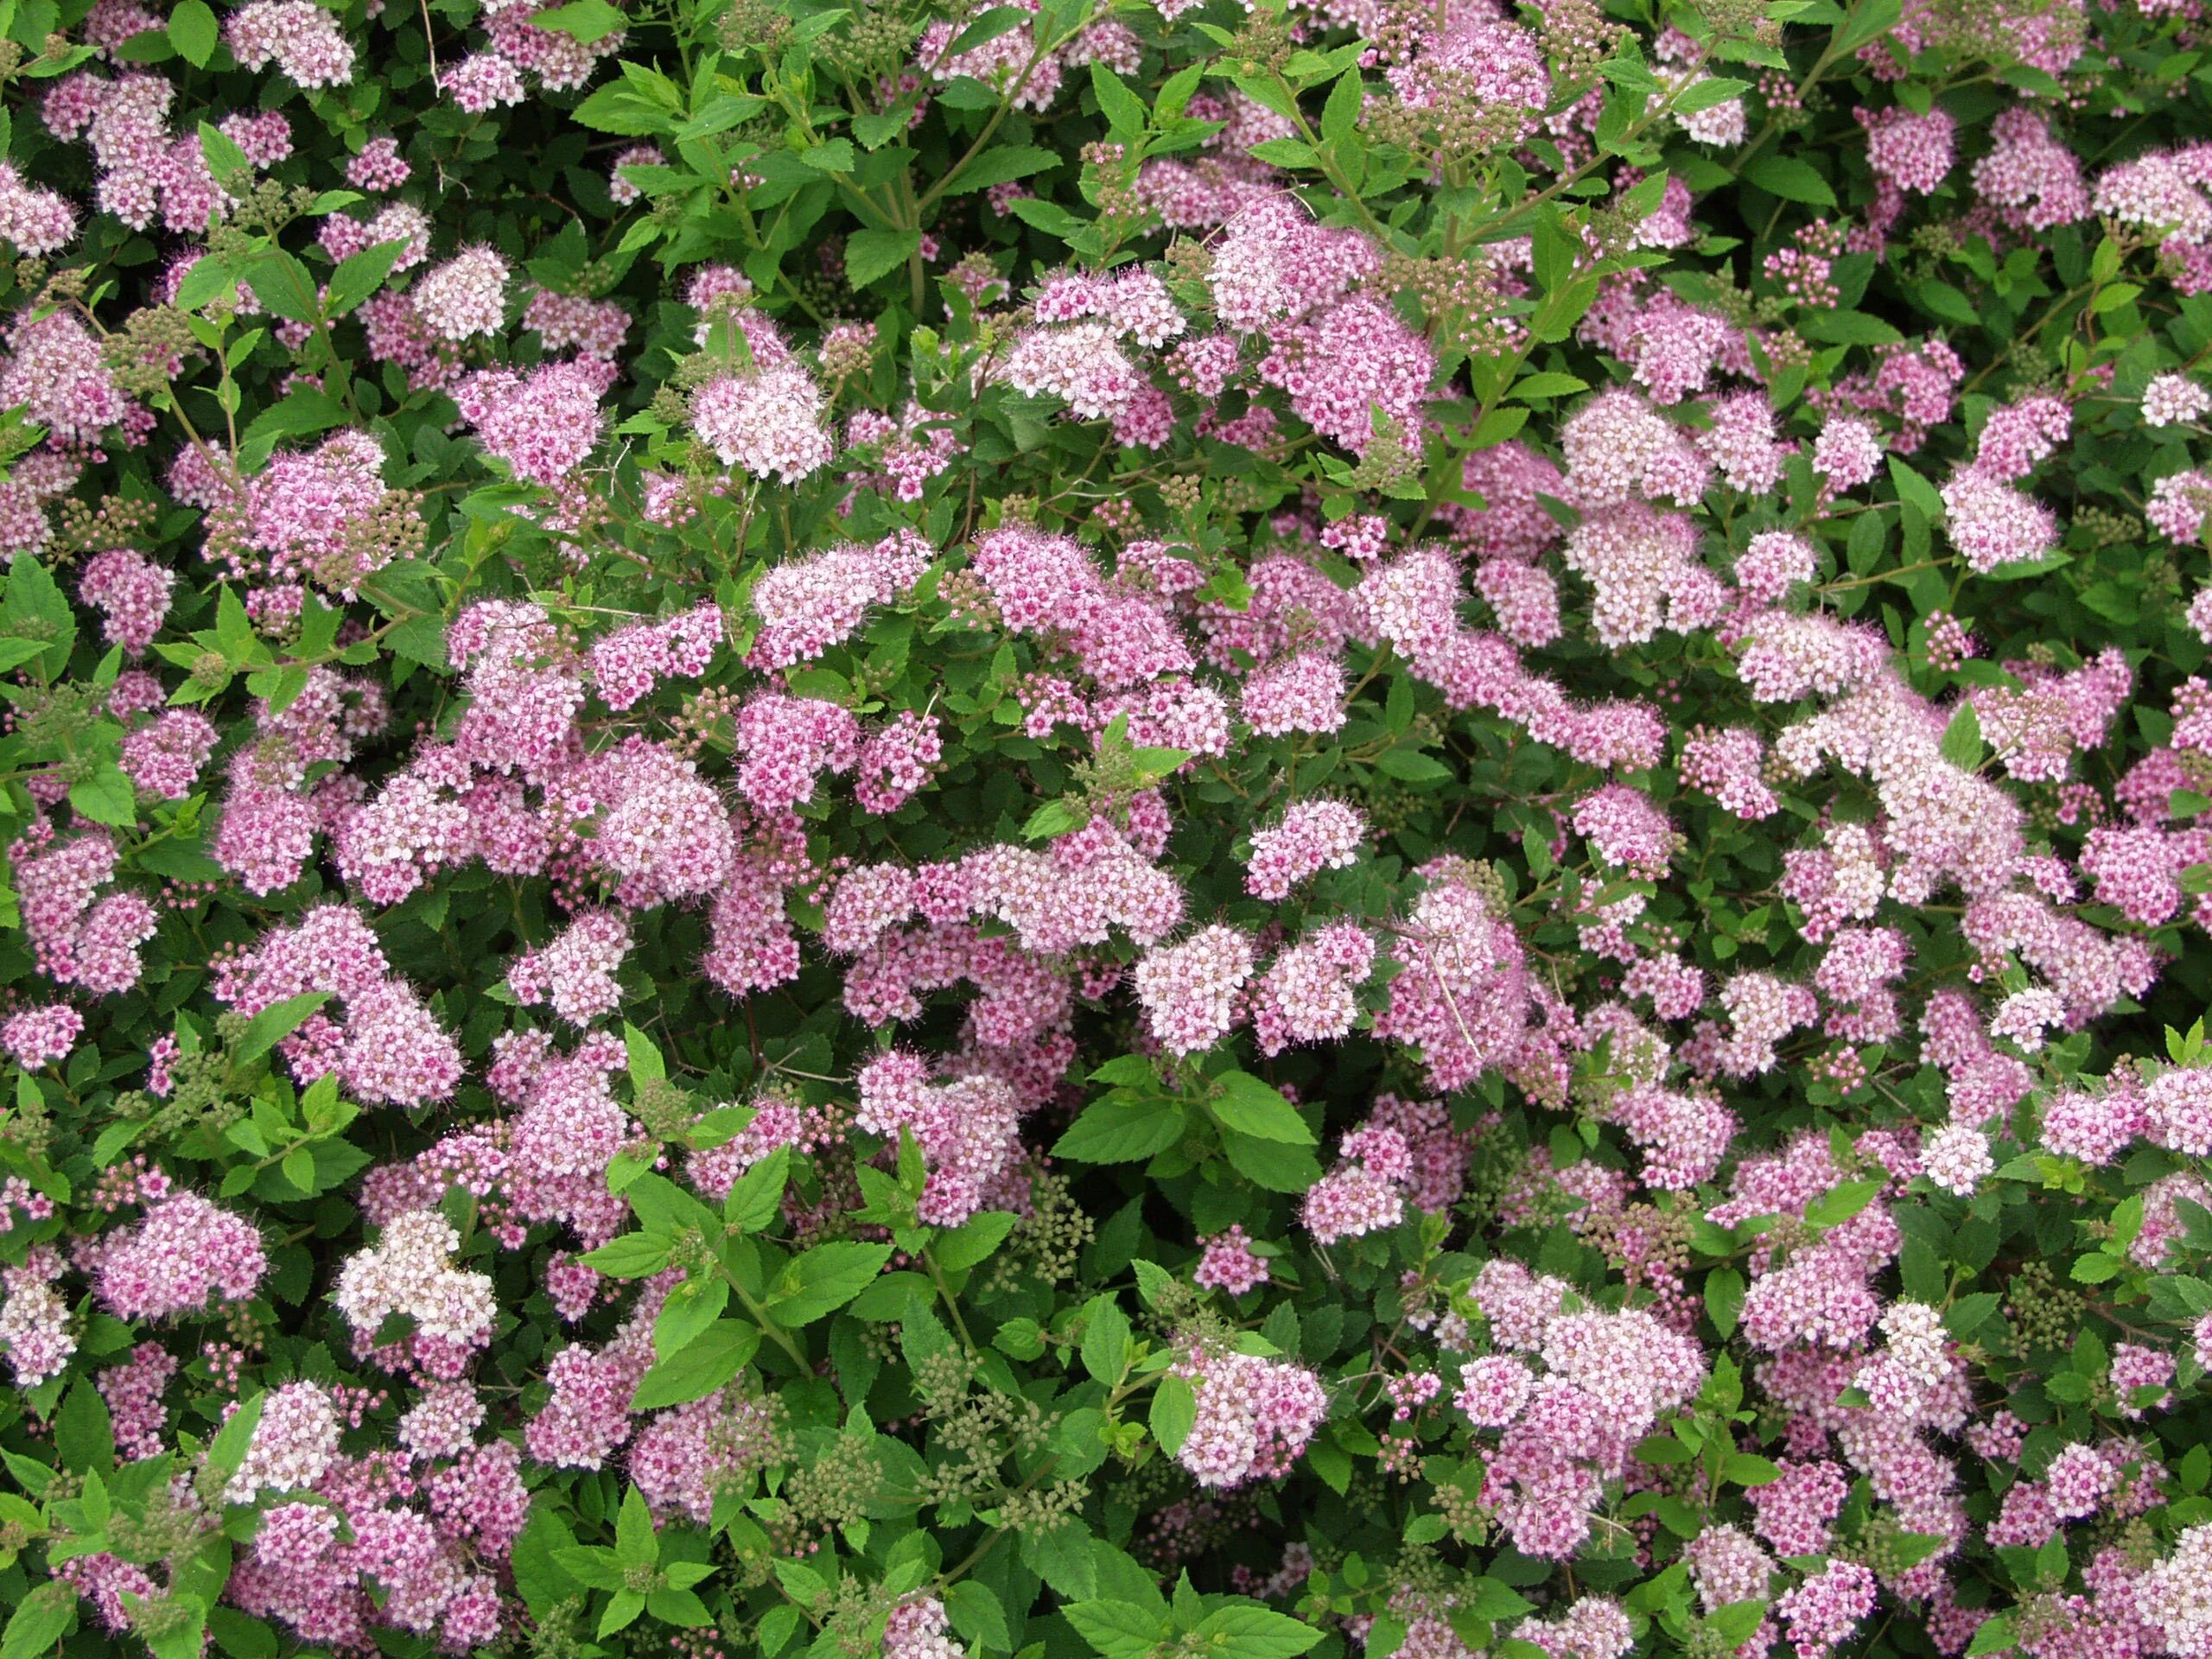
[1090,60,1145,137]
[67,764,137,827]
[1023,798,1080,841]
[1708,1602,1768,1648]
[646,1587,715,1628]
[652,1274,730,1361]
[939,143,1058,195]
[238,388,347,467]
[550,1545,625,1592]
[233,992,330,1065]
[197,118,251,183]
[844,226,920,288]
[1741,154,1834,207]
[576,1231,674,1279]
[1209,1071,1314,1145]
[1945,1291,2001,1338]
[1191,1602,1323,1659]
[599,1590,647,1637]
[1248,137,1318,168]
[769,1241,894,1326]
[1940,702,1983,772]
[55,1380,115,1472]
[325,239,409,317]
[1465,1580,1535,1621]
[1065,1600,1166,1659]
[1834,0,1903,55]
[614,1486,658,1568]
[1081,1297,1130,1382]
[946,1581,1012,1655]
[800,138,857,174]
[1724,1452,1781,1486]
[531,0,626,38]
[1,1582,76,1659]
[1704,1267,1745,1338]
[944,3,1028,54]
[1217,1129,1324,1194]
[1149,1373,1197,1454]
[623,1020,666,1084]
[1055,1094,1185,1163]
[202,1391,265,1502]
[279,1147,315,1194]
[245,251,321,325]
[1673,75,1750,111]
[1320,68,1362,144]
[571,83,670,135]
[2,555,77,680]
[1967,1616,2014,1658]
[725,1145,790,1233]
[1023,1520,1100,1599]
[1511,372,1589,400]
[1799,309,1904,347]
[933,1211,1015,1273]
[167,0,216,64]
[1804,1179,1881,1229]
[632,1317,763,1410]
[1376,748,1452,783]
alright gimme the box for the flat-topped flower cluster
[3,0,2212,1655]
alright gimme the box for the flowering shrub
[10,0,2212,1653]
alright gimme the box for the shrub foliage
[6,0,2212,1657]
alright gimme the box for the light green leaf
[1209,1072,1314,1145]
[167,0,216,64]
[844,227,920,288]
[768,1241,893,1326]
[234,992,330,1065]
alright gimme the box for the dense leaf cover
[7,0,2212,1656]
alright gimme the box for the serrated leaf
[1940,702,1983,771]
[1190,1603,1323,1659]
[1081,1297,1130,1382]
[933,1211,1015,1273]
[1149,1373,1197,1454]
[1209,1071,1314,1145]
[531,0,626,39]
[233,992,330,1065]
[844,227,919,288]
[1055,1094,1185,1163]
[68,764,137,827]
[167,0,216,64]
[1,1581,76,1659]
[768,1241,893,1326]
[1065,1600,1165,1659]
[1742,154,1834,206]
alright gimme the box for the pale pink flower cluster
[1,1003,81,1068]
[0,162,76,256]
[749,531,932,669]
[213,904,462,1109]
[1459,1260,1706,1558]
[1135,925,1257,1055]
[1245,799,1366,899]
[508,911,631,1027]
[855,1052,1026,1225]
[226,0,356,86]
[86,1189,266,1319]
[411,246,509,342]
[454,359,607,486]
[1173,1344,1326,1489]
[1193,1224,1271,1294]
[2145,373,2211,428]
[1304,1095,1469,1243]
[1251,921,1376,1054]
[333,1211,497,1375]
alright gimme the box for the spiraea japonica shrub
[10,0,2212,1652]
